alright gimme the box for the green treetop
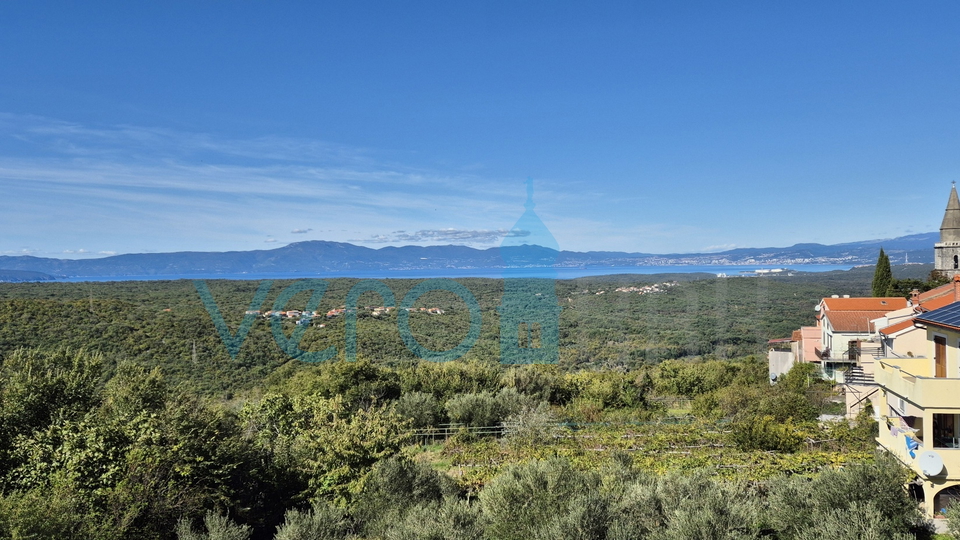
[872,248,894,297]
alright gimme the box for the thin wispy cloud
[358,228,530,244]
[2,113,373,166]
[0,113,539,256]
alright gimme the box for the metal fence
[412,422,520,445]
[410,416,700,445]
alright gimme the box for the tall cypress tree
[872,248,894,297]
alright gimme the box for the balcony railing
[875,360,960,410]
[817,343,886,362]
[843,365,876,386]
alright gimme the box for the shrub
[504,402,560,446]
[656,359,738,397]
[528,491,612,540]
[731,415,804,452]
[0,484,94,540]
[479,459,601,540]
[605,475,664,540]
[382,498,482,540]
[273,502,354,540]
[691,391,722,420]
[397,361,501,402]
[355,456,453,535]
[793,500,915,540]
[501,365,559,402]
[444,392,500,427]
[766,454,925,538]
[776,362,824,394]
[560,371,647,409]
[281,359,400,410]
[444,388,537,428]
[759,391,819,423]
[394,391,441,429]
[175,511,251,540]
[654,472,763,540]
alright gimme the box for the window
[934,413,960,448]
[954,254,958,269]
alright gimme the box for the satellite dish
[918,451,945,476]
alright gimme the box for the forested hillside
[0,269,940,539]
[0,271,871,393]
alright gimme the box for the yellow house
[875,300,960,516]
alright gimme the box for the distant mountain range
[0,269,55,282]
[0,232,939,280]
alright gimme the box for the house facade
[875,301,960,516]
[815,296,908,379]
[764,184,960,515]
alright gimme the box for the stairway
[844,365,876,386]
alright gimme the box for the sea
[55,264,857,282]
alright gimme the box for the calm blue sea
[56,264,856,282]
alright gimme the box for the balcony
[816,346,853,361]
[877,409,960,484]
[817,343,885,362]
[877,418,921,467]
[875,359,960,410]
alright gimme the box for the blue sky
[2,2,960,257]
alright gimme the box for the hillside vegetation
[0,270,873,393]
[0,268,940,539]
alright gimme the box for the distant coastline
[45,264,858,283]
[0,232,937,282]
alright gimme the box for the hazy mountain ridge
[0,269,55,282]
[0,232,937,278]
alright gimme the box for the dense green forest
[0,268,947,539]
[0,269,876,394]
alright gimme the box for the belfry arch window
[954,255,958,269]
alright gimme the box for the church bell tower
[935,182,960,278]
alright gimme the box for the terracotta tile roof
[823,310,890,333]
[918,287,951,303]
[878,318,917,336]
[821,297,907,311]
[918,294,957,312]
[916,281,960,312]
[918,282,954,302]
